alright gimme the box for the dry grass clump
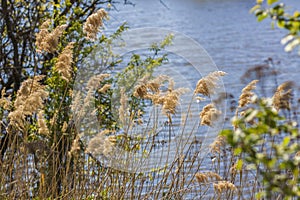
[35,20,67,53]
[8,75,48,130]
[272,81,293,111]
[238,80,259,108]
[83,8,108,40]
[194,71,226,97]
[199,103,221,126]
[54,42,75,82]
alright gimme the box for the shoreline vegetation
[1,0,300,199]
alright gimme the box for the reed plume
[195,171,222,184]
[87,74,110,89]
[238,80,258,108]
[83,8,108,40]
[194,71,226,97]
[36,20,67,53]
[134,76,188,122]
[161,80,189,115]
[195,173,208,183]
[133,75,168,99]
[85,130,116,157]
[8,75,48,130]
[69,134,81,155]
[206,172,223,181]
[54,42,75,82]
[199,103,221,126]
[213,181,236,194]
[272,81,293,111]
[210,135,226,154]
[80,74,110,118]
[35,20,50,52]
[0,88,11,110]
[160,80,189,123]
[37,110,49,136]
[98,84,111,93]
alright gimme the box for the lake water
[103,0,300,199]
[107,0,300,95]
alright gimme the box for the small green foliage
[251,1,300,54]
[267,0,278,6]
[222,98,300,199]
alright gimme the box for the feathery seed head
[85,130,116,157]
[199,103,221,126]
[8,75,48,131]
[195,173,208,183]
[37,110,49,136]
[36,21,67,53]
[213,181,237,194]
[273,81,294,111]
[194,71,226,97]
[83,8,108,40]
[55,42,75,82]
[210,135,226,154]
[0,88,11,110]
[238,80,259,108]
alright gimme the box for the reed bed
[0,6,299,200]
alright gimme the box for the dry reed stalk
[119,87,128,126]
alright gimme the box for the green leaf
[234,147,242,155]
[267,0,278,5]
[250,5,261,13]
[257,12,268,22]
[282,136,290,147]
[277,20,285,28]
[236,159,243,170]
